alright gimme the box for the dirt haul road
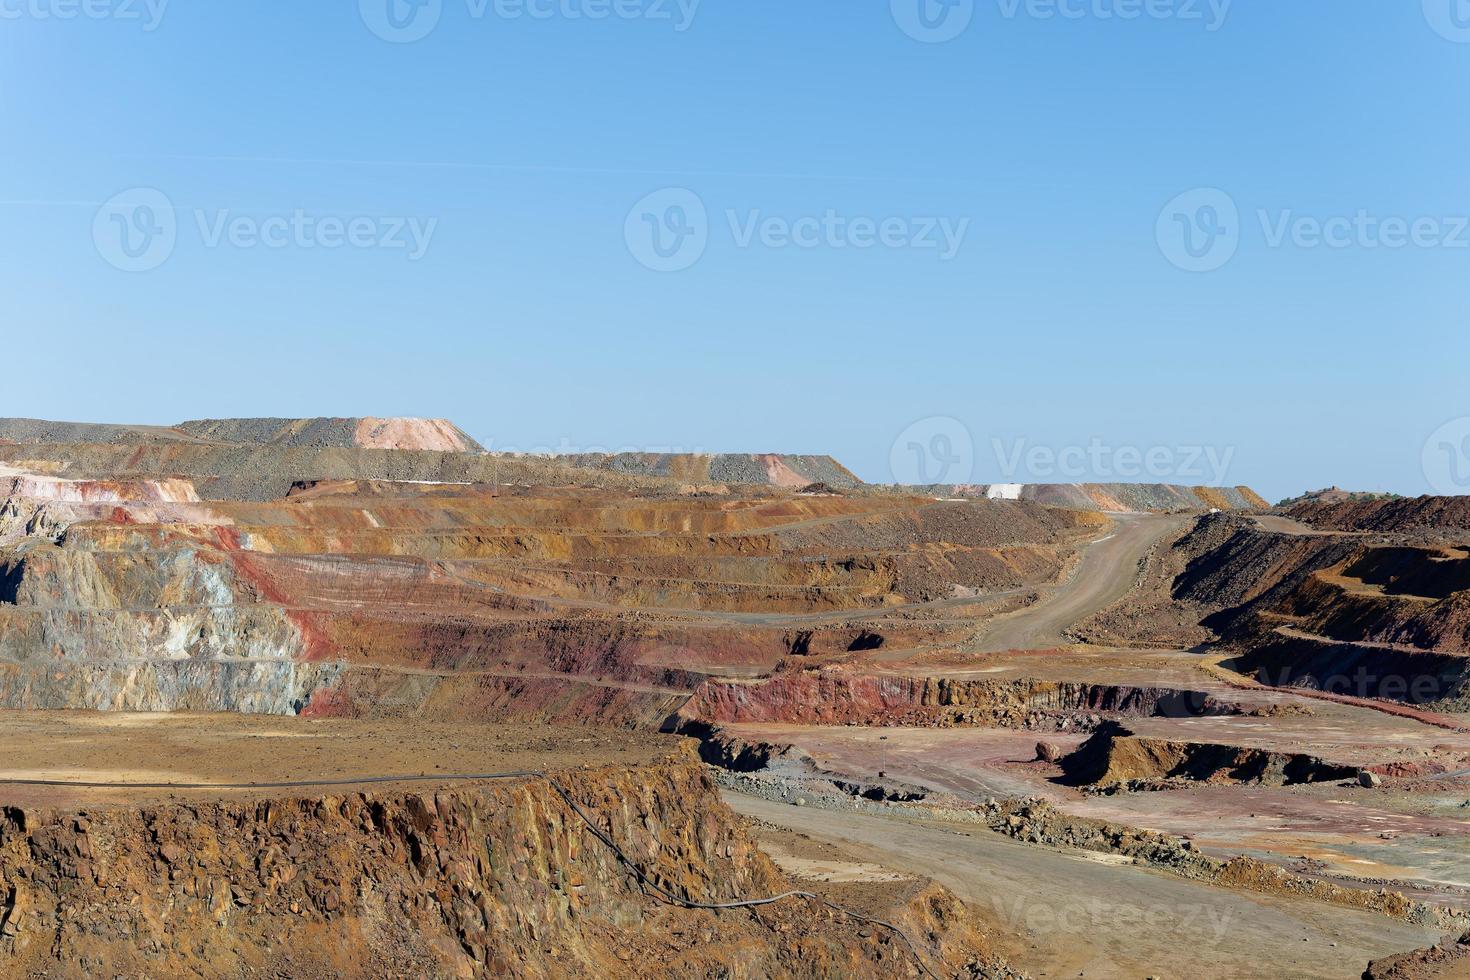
[726,793,1443,980]
[975,513,1188,653]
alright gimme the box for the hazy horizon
[0,409,1432,503]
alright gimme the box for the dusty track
[974,514,1187,652]
[727,793,1443,980]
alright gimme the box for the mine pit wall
[1285,494,1470,538]
[305,668,691,729]
[680,672,1238,728]
[1062,723,1359,787]
[0,473,1101,726]
[0,747,936,978]
[0,540,332,714]
[1236,633,1470,708]
[1172,519,1362,625]
[1279,574,1470,656]
[1170,517,1470,704]
[1343,547,1470,601]
[0,659,342,714]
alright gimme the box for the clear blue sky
[3,1,1466,502]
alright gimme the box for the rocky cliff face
[680,668,1237,729]
[1096,511,1470,707]
[0,462,1094,725]
[1060,722,1359,787]
[0,746,999,978]
[1286,495,1470,539]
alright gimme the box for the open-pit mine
[0,417,1467,979]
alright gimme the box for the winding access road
[973,513,1188,652]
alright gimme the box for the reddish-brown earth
[0,713,1009,979]
[9,416,1470,978]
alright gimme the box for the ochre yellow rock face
[0,446,1098,724]
[0,742,994,978]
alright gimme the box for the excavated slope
[1060,722,1358,787]
[0,741,1001,978]
[1286,495,1470,538]
[0,462,1097,724]
[680,669,1236,728]
[1091,510,1470,706]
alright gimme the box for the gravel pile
[877,483,1266,512]
[175,417,486,452]
[560,453,864,488]
[0,418,195,445]
[0,442,696,500]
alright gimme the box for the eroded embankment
[1364,930,1470,978]
[0,744,1002,979]
[0,470,1096,724]
[1084,511,1470,706]
[1060,721,1359,787]
[1286,495,1470,539]
[679,669,1239,730]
